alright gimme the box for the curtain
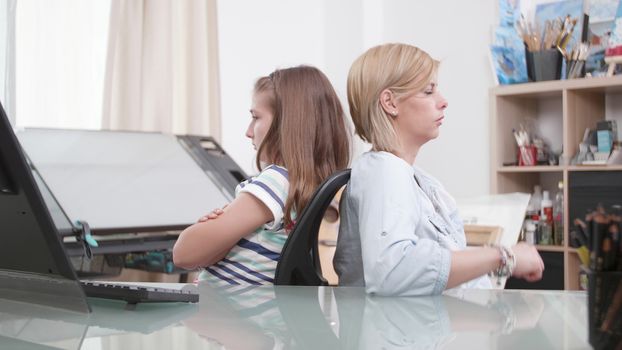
[15,0,110,129]
[102,0,221,140]
[0,0,16,125]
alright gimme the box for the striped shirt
[199,164,291,285]
[199,284,289,348]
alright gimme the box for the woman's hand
[510,242,545,282]
[198,204,228,222]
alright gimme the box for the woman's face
[246,91,274,152]
[392,81,448,147]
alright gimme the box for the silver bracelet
[487,245,516,282]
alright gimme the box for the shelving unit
[490,76,622,290]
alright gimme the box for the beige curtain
[1,0,16,126]
[102,0,221,140]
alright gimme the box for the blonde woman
[334,43,544,296]
[174,66,350,285]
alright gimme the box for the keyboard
[80,281,199,305]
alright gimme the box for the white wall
[217,0,326,172]
[217,0,370,172]
[379,0,497,198]
[217,0,498,198]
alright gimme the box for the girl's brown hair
[254,66,350,228]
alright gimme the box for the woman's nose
[439,96,448,110]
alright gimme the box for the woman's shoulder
[351,151,414,186]
[353,151,412,173]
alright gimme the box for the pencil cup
[517,145,537,166]
[525,49,563,82]
[588,270,622,350]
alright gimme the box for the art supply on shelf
[553,181,564,245]
[566,42,590,79]
[513,127,537,166]
[517,15,581,81]
[573,205,622,349]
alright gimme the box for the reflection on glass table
[0,283,589,349]
[184,284,588,350]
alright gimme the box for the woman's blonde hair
[347,43,439,152]
[254,66,350,228]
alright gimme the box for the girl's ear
[379,89,398,117]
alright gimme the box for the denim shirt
[334,151,491,296]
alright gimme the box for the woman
[334,43,544,296]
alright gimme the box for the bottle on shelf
[539,214,552,245]
[541,190,553,225]
[527,185,542,217]
[553,181,564,245]
[525,220,536,245]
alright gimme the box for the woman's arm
[446,247,501,289]
[173,192,273,270]
[447,242,544,289]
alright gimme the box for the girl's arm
[173,192,273,270]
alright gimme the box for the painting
[464,225,503,246]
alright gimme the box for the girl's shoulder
[260,164,289,179]
[236,164,290,198]
[239,164,289,186]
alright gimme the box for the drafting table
[16,128,247,275]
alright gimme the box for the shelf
[497,166,563,173]
[535,245,565,252]
[498,165,622,173]
[491,75,622,291]
[567,165,622,172]
[492,76,622,97]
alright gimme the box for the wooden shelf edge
[567,165,622,171]
[535,245,565,252]
[497,165,622,173]
[497,166,564,173]
[491,76,622,96]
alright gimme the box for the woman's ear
[379,89,398,117]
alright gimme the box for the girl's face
[246,91,274,152]
[392,81,448,147]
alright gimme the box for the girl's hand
[198,204,228,222]
[510,242,545,282]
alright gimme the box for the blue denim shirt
[334,151,491,296]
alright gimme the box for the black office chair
[274,169,351,286]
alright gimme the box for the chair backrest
[274,169,351,286]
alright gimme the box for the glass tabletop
[0,283,590,349]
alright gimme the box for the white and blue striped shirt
[199,164,291,285]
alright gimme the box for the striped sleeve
[238,165,289,230]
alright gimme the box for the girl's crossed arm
[173,193,272,270]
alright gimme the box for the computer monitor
[0,101,90,313]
